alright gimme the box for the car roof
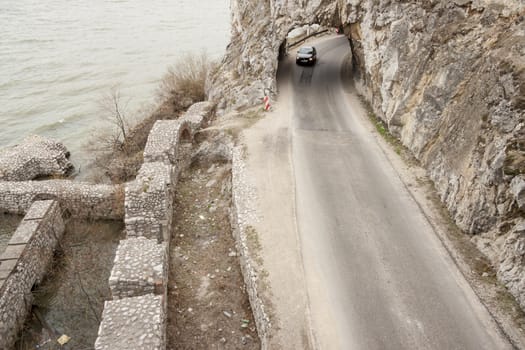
[299,46,315,52]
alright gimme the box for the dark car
[296,46,317,65]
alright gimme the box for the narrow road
[288,35,511,349]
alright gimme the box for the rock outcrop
[0,135,73,181]
[498,220,525,309]
[209,0,525,306]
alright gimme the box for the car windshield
[298,47,314,54]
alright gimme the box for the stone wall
[109,237,168,299]
[0,200,64,349]
[125,162,174,242]
[231,146,271,348]
[95,103,211,350]
[208,0,525,309]
[95,294,166,350]
[0,180,124,220]
[0,101,213,349]
[0,135,73,181]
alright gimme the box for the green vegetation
[358,95,407,158]
[246,225,263,266]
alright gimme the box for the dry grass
[89,53,215,184]
[157,52,214,109]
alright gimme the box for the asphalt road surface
[288,35,512,349]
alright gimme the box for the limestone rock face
[0,135,73,181]
[350,1,525,236]
[511,175,525,211]
[209,0,525,305]
[498,220,525,309]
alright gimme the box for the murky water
[0,0,230,168]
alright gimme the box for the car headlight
[309,58,313,61]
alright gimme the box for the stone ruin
[0,101,213,350]
[95,103,211,350]
[0,200,64,347]
[0,134,73,181]
[0,180,124,220]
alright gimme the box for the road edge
[346,88,525,349]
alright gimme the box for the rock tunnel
[207,0,525,313]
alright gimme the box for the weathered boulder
[192,134,233,164]
[0,135,73,181]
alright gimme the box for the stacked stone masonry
[0,134,73,181]
[0,200,64,350]
[109,237,168,299]
[231,146,270,347]
[143,120,192,165]
[184,101,213,121]
[94,294,166,350]
[95,102,211,349]
[0,180,124,219]
[125,162,174,243]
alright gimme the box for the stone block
[143,120,192,165]
[124,162,173,242]
[0,199,64,350]
[109,237,167,299]
[23,200,55,220]
[0,259,17,276]
[0,265,12,280]
[8,221,39,245]
[95,294,166,350]
[0,245,25,261]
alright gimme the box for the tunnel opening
[275,0,366,89]
[276,19,362,91]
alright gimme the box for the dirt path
[232,63,313,348]
[166,158,259,349]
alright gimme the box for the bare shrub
[157,52,213,110]
[89,53,214,184]
[97,87,132,153]
[89,88,149,183]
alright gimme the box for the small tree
[98,87,130,152]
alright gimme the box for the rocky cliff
[208,0,525,307]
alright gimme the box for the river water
[0,0,230,167]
